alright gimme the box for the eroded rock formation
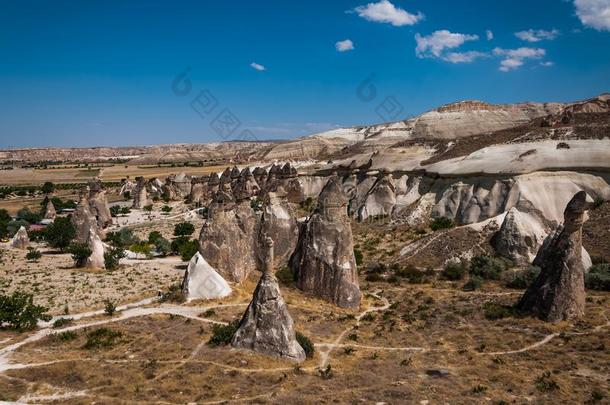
[517,191,594,322]
[11,226,29,250]
[44,200,56,220]
[357,172,396,221]
[231,237,306,362]
[85,228,105,269]
[88,180,113,228]
[290,176,361,308]
[132,177,148,209]
[72,189,101,243]
[181,252,231,300]
[259,186,298,267]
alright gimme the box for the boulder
[517,191,595,322]
[259,186,298,267]
[44,200,56,220]
[290,176,361,308]
[85,228,105,269]
[231,237,306,362]
[182,252,231,300]
[11,226,29,250]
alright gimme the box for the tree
[105,228,139,248]
[16,207,42,224]
[104,247,125,270]
[179,239,198,261]
[120,206,131,215]
[130,242,153,258]
[161,205,172,214]
[25,247,42,262]
[154,237,172,257]
[147,231,162,244]
[143,204,153,212]
[41,181,55,194]
[0,291,51,331]
[45,217,76,251]
[68,242,92,267]
[0,209,11,239]
[173,222,195,237]
[109,205,121,217]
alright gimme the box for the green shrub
[430,216,454,231]
[483,302,514,320]
[585,264,610,291]
[109,205,121,217]
[147,231,163,244]
[83,327,122,349]
[296,331,315,358]
[161,205,172,213]
[16,207,42,225]
[470,255,508,280]
[463,276,483,291]
[173,222,195,237]
[153,237,172,257]
[52,317,73,328]
[120,206,131,215]
[505,266,541,289]
[353,248,363,266]
[104,247,125,270]
[441,261,467,280]
[208,320,239,346]
[67,242,92,267]
[178,239,199,261]
[0,291,51,331]
[276,267,295,286]
[41,181,55,194]
[392,264,425,283]
[44,217,76,251]
[534,371,559,391]
[130,242,152,258]
[104,300,117,316]
[160,283,186,303]
[25,247,42,262]
[55,330,78,342]
[143,204,153,212]
[106,228,139,248]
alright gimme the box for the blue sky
[1,0,609,148]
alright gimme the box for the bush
[161,205,172,213]
[104,247,125,270]
[153,237,172,257]
[441,261,467,280]
[55,330,78,342]
[296,331,315,358]
[392,264,425,283]
[505,266,541,289]
[148,231,163,244]
[130,242,153,258]
[534,371,559,391]
[250,197,262,212]
[83,327,122,349]
[276,267,295,286]
[470,255,508,280]
[174,222,195,237]
[120,206,131,215]
[430,216,454,231]
[105,228,139,248]
[52,317,73,328]
[585,264,610,291]
[45,217,76,251]
[16,207,42,225]
[208,320,239,346]
[109,205,121,217]
[104,300,117,316]
[160,283,186,303]
[463,276,483,291]
[483,302,514,320]
[0,291,51,331]
[143,204,153,212]
[26,247,42,262]
[353,248,363,266]
[68,242,92,267]
[41,181,55,194]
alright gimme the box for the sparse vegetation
[68,242,92,267]
[441,261,467,281]
[585,263,610,291]
[483,302,515,320]
[430,216,454,231]
[534,371,559,391]
[104,300,117,316]
[296,331,314,358]
[83,327,123,349]
[52,317,73,328]
[505,266,540,289]
[25,247,42,262]
[44,217,76,251]
[104,246,125,270]
[469,255,509,280]
[208,320,239,346]
[173,221,195,237]
[160,283,186,303]
[276,267,295,286]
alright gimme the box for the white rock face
[85,229,106,269]
[44,201,56,220]
[11,226,29,250]
[182,252,231,301]
[357,175,396,221]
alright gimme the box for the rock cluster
[357,171,396,221]
[72,188,101,243]
[132,177,149,209]
[290,176,361,308]
[11,226,29,250]
[181,252,231,300]
[517,191,594,322]
[88,179,113,228]
[231,237,306,362]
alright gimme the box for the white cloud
[540,61,555,67]
[493,47,546,71]
[486,30,494,40]
[415,30,479,58]
[515,29,560,42]
[574,0,610,31]
[354,0,423,26]
[442,51,487,63]
[250,62,266,71]
[335,39,355,52]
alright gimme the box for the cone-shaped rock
[182,252,231,300]
[72,190,101,243]
[290,176,361,308]
[133,177,149,209]
[85,229,105,269]
[231,237,306,362]
[44,200,56,220]
[11,226,29,250]
[259,186,298,267]
[517,191,595,322]
[88,180,113,228]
